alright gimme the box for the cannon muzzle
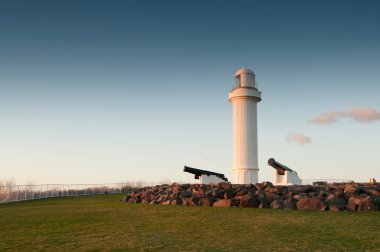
[268,158,293,175]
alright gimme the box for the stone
[171,199,183,205]
[291,185,314,194]
[156,195,167,204]
[293,195,304,201]
[180,190,192,198]
[236,188,248,196]
[270,199,284,209]
[370,195,380,205]
[122,195,131,202]
[182,198,190,206]
[127,198,136,203]
[192,187,205,197]
[224,188,237,199]
[265,192,279,202]
[162,200,171,205]
[237,194,260,208]
[218,182,231,190]
[258,202,270,208]
[346,197,362,211]
[201,197,215,206]
[256,189,269,206]
[213,199,240,207]
[326,194,347,212]
[364,189,379,196]
[296,197,327,211]
[358,197,379,211]
[283,198,296,210]
[210,188,225,199]
[262,181,274,189]
[189,196,202,206]
[344,184,358,194]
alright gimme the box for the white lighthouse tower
[229,67,262,184]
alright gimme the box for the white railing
[0,183,154,204]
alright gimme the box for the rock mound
[123,182,380,211]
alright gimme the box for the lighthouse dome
[234,67,254,78]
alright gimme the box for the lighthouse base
[232,168,258,184]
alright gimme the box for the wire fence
[0,179,358,204]
[0,183,154,204]
[302,179,354,185]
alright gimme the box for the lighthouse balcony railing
[230,82,259,92]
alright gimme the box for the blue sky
[1,0,380,184]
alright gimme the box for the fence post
[16,186,19,201]
[7,187,10,203]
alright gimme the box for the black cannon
[183,166,228,182]
[268,158,293,176]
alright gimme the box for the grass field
[0,194,379,251]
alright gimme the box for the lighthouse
[229,67,262,184]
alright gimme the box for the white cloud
[287,133,312,145]
[309,107,380,124]
[308,111,345,124]
[347,107,380,122]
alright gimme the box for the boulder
[224,188,237,199]
[213,199,240,207]
[283,198,296,210]
[192,187,205,197]
[189,196,202,206]
[122,195,131,202]
[370,195,380,205]
[182,198,190,206]
[258,202,270,208]
[270,199,284,209]
[162,200,171,205]
[291,185,314,194]
[344,184,358,194]
[326,194,347,212]
[218,182,231,190]
[358,197,379,211]
[127,198,136,203]
[346,197,362,211]
[156,195,167,204]
[171,199,183,205]
[364,189,379,196]
[236,188,248,196]
[237,194,260,208]
[209,188,225,199]
[296,197,327,211]
[293,195,304,201]
[201,197,215,206]
[180,190,192,198]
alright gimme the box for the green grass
[0,194,379,251]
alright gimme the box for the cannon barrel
[183,166,228,181]
[268,158,293,175]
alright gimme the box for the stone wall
[123,182,380,211]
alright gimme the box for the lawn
[0,194,379,251]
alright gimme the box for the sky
[1,0,380,185]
